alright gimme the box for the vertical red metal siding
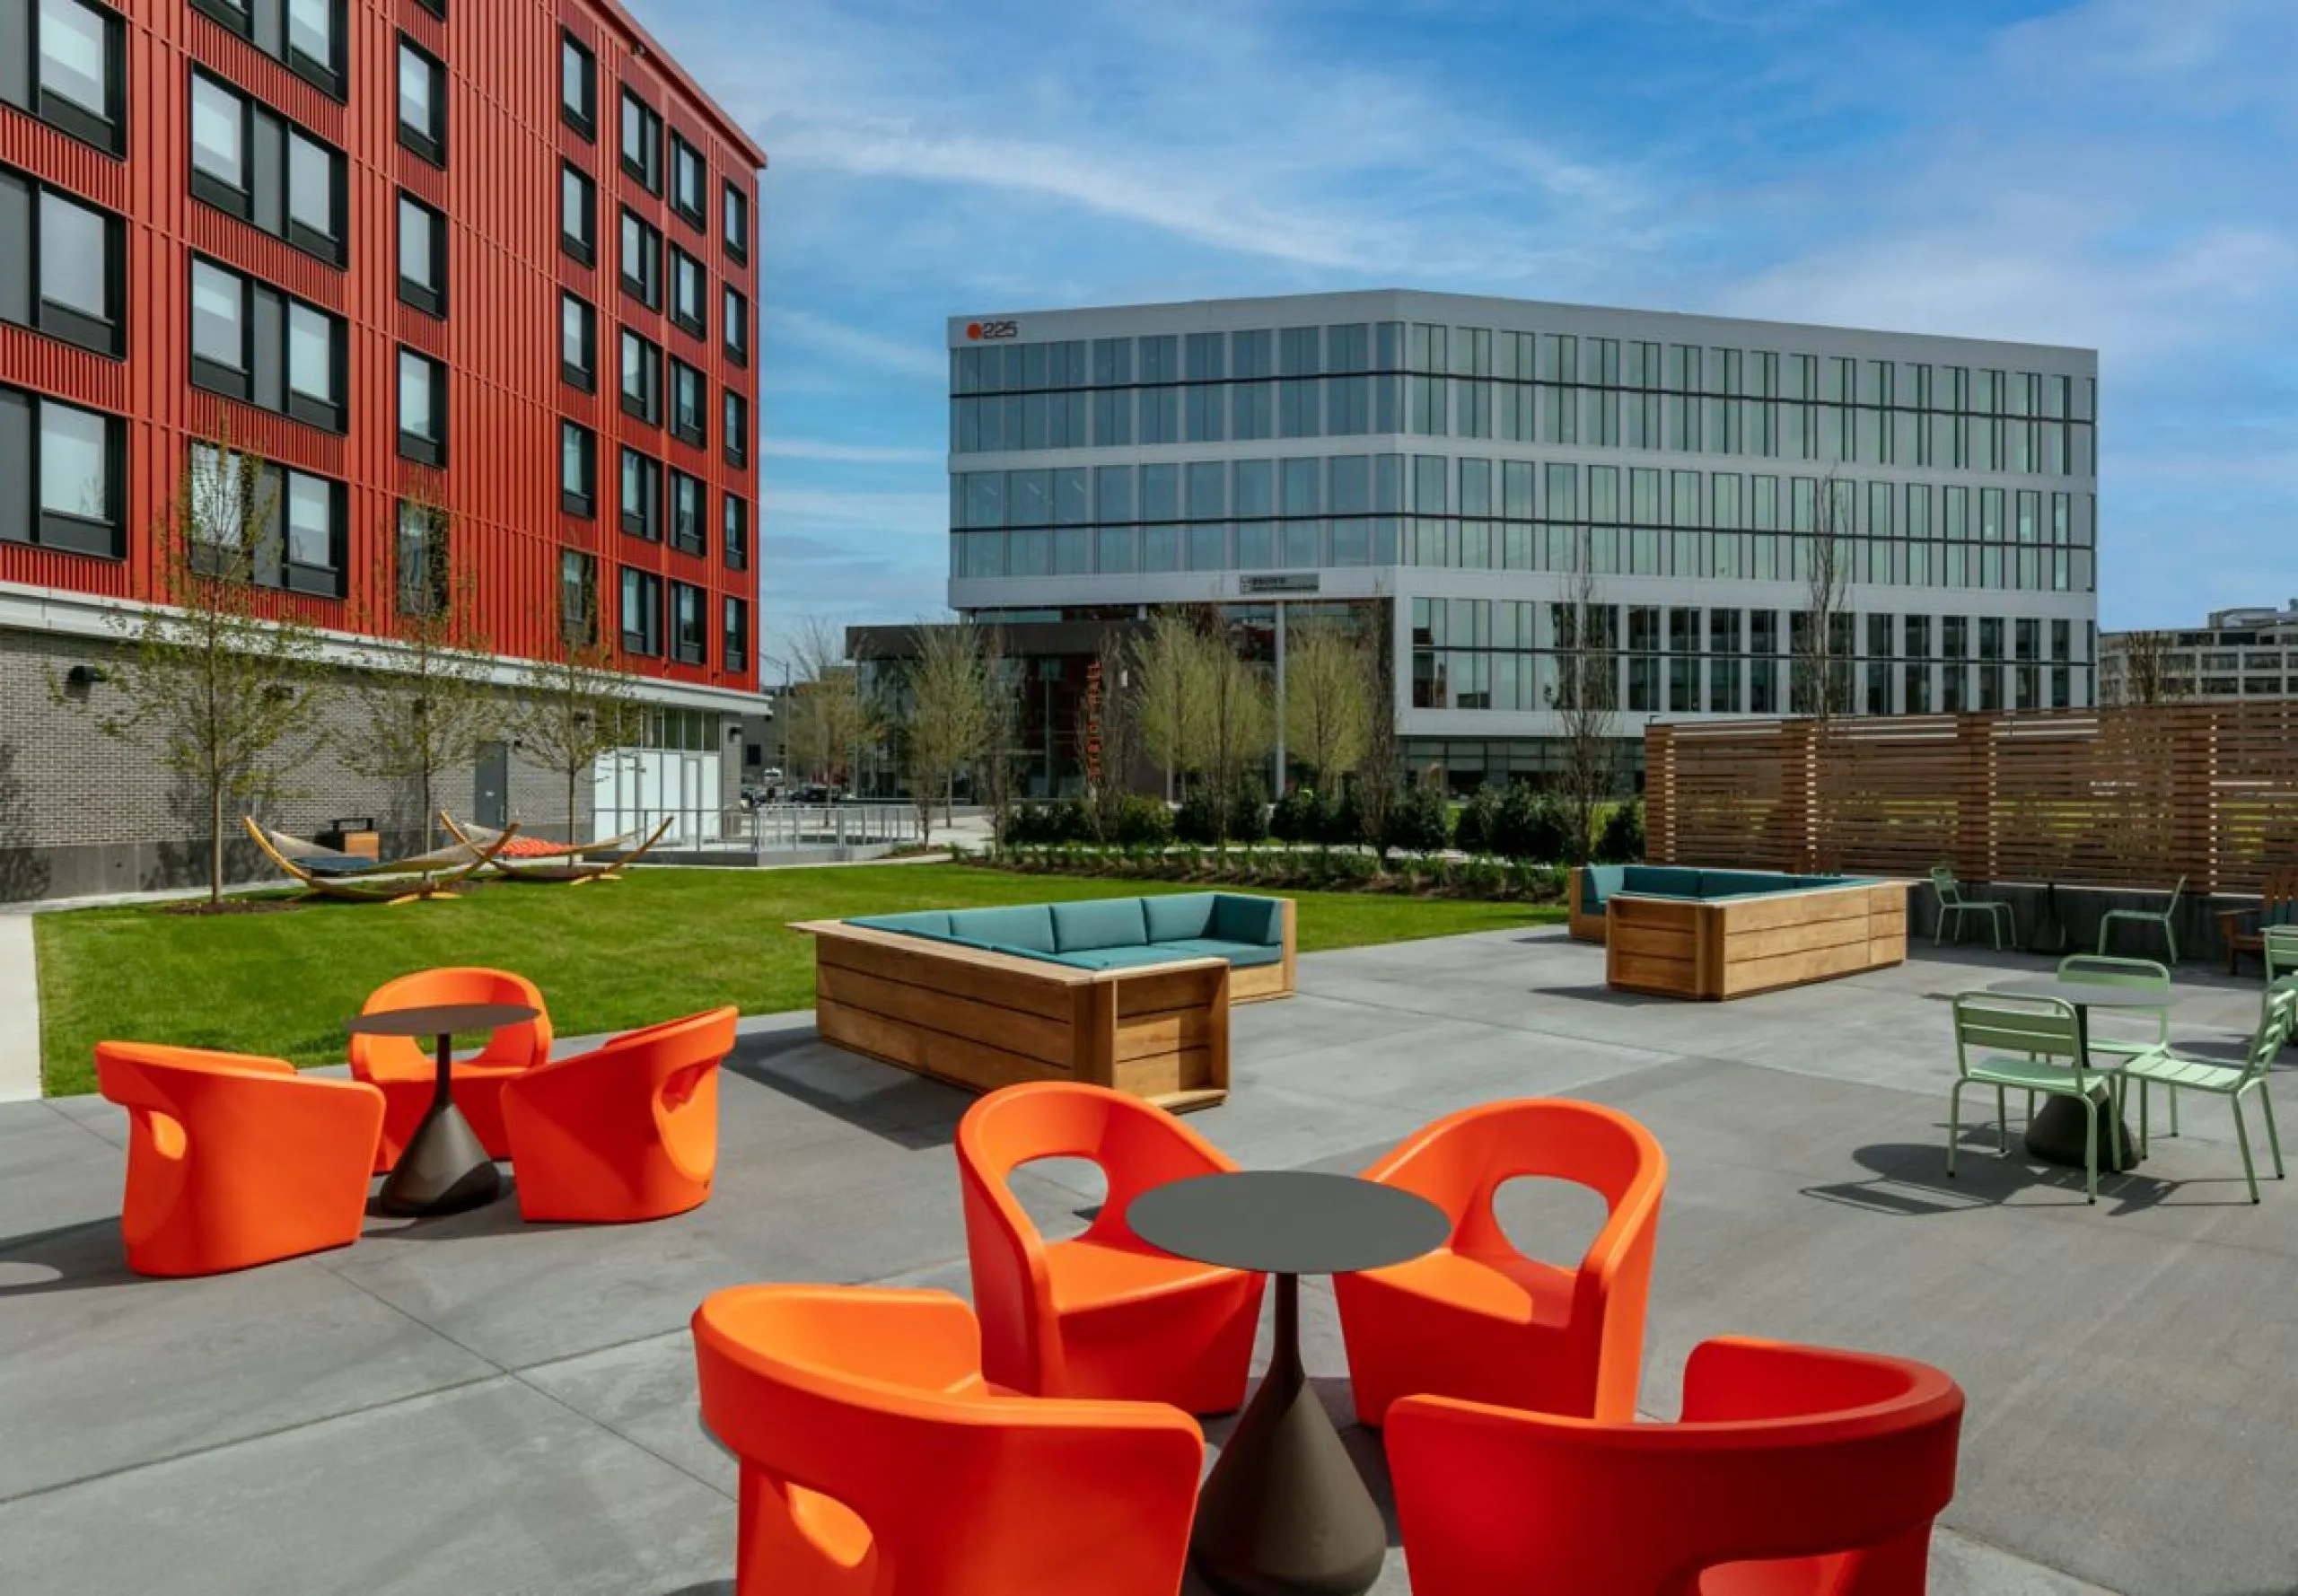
[0,0,763,691]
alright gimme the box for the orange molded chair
[498,1005,736,1223]
[1387,1337,1966,1596]
[96,1041,386,1276]
[957,1081,1267,1414]
[348,966,553,1171]
[1333,1097,1665,1428]
[693,1284,1203,1596]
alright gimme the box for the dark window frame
[560,290,596,390]
[0,163,127,357]
[723,389,749,469]
[7,0,128,157]
[189,0,346,101]
[395,35,446,166]
[187,66,346,267]
[618,86,662,194]
[413,0,444,19]
[723,491,749,571]
[670,357,706,446]
[560,161,596,267]
[618,206,662,311]
[724,594,750,671]
[186,439,347,597]
[669,132,706,229]
[619,326,662,426]
[669,245,706,339]
[396,345,447,465]
[392,496,449,615]
[559,418,595,517]
[396,189,446,317]
[668,469,706,556]
[618,564,662,656]
[722,179,748,263]
[559,548,598,644]
[670,579,707,664]
[723,285,749,367]
[2,384,127,559]
[187,254,347,432]
[559,30,596,137]
[618,446,660,541]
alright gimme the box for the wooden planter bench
[1572,867,1910,1000]
[791,894,1295,1113]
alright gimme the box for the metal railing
[601,801,923,862]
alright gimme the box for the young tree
[784,617,879,789]
[1195,609,1274,846]
[72,430,327,904]
[2108,629,2180,707]
[338,491,498,852]
[1074,631,1143,840]
[1792,470,1854,725]
[898,622,996,837]
[513,576,643,844]
[1355,602,1401,856]
[1132,608,1209,803]
[1551,529,1618,866]
[1284,618,1373,796]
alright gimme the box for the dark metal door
[475,741,510,829]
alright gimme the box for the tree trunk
[210,780,224,905]
[567,768,579,846]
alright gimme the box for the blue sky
[631,0,2298,660]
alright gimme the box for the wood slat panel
[817,962,1074,1068]
[815,998,1072,1094]
[1116,965,1227,1018]
[1115,1010,1215,1062]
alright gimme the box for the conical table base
[377,1100,501,1216]
[1192,1275,1387,1596]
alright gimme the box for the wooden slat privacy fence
[1645,703,2298,894]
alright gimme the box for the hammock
[437,813,672,884]
[241,819,513,904]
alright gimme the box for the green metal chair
[2265,925,2298,986]
[2098,875,2185,963]
[2056,954,2177,1136]
[1931,866,2014,951]
[1948,993,2118,1203]
[2109,987,2293,1203]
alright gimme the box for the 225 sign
[966,320,1019,340]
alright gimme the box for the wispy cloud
[759,438,945,465]
[769,308,946,381]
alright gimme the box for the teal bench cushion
[1047,945,1188,970]
[1144,893,1218,942]
[949,904,1058,954]
[851,909,954,936]
[1623,866,1704,898]
[1579,866,1624,909]
[1210,894,1283,946]
[1051,898,1151,952]
[1156,937,1283,969]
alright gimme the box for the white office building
[2100,601,2298,704]
[945,290,2100,785]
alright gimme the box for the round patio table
[1128,1171,1449,1596]
[1987,977,2171,1172]
[347,1002,538,1216]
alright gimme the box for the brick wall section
[0,630,609,899]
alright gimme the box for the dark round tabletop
[345,1002,540,1039]
[1988,978,2177,1011]
[1127,1171,1450,1278]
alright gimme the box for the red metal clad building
[1,0,764,691]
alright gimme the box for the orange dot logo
[966,322,983,339]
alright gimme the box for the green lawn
[36,864,1561,1097]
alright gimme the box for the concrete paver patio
[3,925,2293,1595]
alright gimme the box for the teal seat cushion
[1049,945,1188,970]
[949,904,1057,953]
[1210,894,1283,946]
[1623,866,1704,898]
[1579,866,1624,909]
[851,909,953,936]
[2265,903,2298,928]
[1155,937,1284,969]
[1144,893,1218,942]
[1051,898,1151,952]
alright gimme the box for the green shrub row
[983,840,1573,901]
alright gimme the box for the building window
[670,247,706,338]
[723,285,748,365]
[396,37,445,165]
[560,162,595,266]
[724,595,750,672]
[619,328,662,425]
[413,0,443,17]
[0,166,125,356]
[618,566,662,655]
[394,497,446,614]
[560,292,595,390]
[191,0,344,99]
[186,441,344,595]
[189,70,345,265]
[670,134,706,228]
[618,210,662,309]
[188,258,345,431]
[397,346,445,463]
[396,191,445,316]
[618,89,662,193]
[723,390,748,469]
[670,359,705,445]
[559,419,594,515]
[4,0,125,155]
[669,469,705,555]
[560,548,597,642]
[618,447,659,540]
[0,385,124,557]
[559,31,595,136]
[671,580,706,663]
[723,492,749,570]
[723,180,748,262]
